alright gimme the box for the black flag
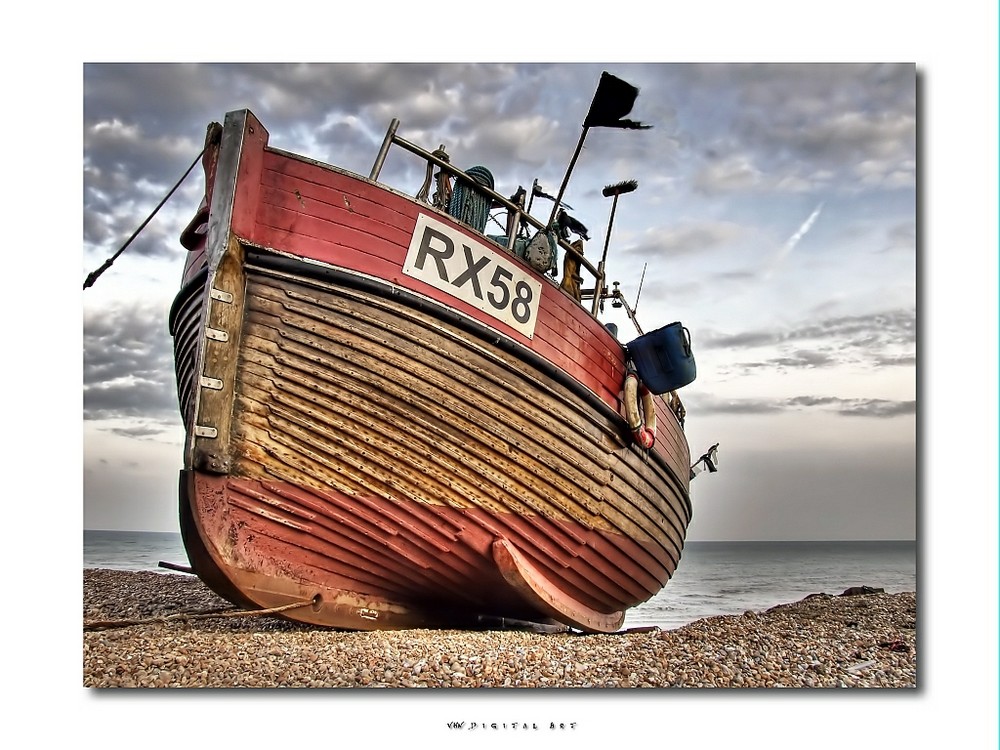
[583,72,652,130]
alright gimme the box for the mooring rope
[82,146,206,290]
[83,599,314,632]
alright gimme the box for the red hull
[170,109,692,632]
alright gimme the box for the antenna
[634,262,647,313]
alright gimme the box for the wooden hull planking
[170,109,692,633]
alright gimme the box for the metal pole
[592,180,638,314]
[590,192,618,315]
[369,118,400,181]
[598,194,619,272]
[548,126,590,227]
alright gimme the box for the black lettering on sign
[512,281,534,324]
[403,214,543,339]
[452,245,490,299]
[414,226,454,281]
[487,266,513,310]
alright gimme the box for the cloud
[107,423,178,439]
[623,220,747,259]
[730,350,837,371]
[687,393,916,418]
[681,64,915,196]
[692,153,761,194]
[883,221,916,254]
[835,399,916,418]
[699,308,915,375]
[701,309,915,351]
[83,302,178,423]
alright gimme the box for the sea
[83,531,916,631]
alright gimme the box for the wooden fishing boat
[168,73,698,633]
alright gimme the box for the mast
[547,71,650,230]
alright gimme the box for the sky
[83,61,918,541]
[27,0,997,745]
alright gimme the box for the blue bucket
[625,322,697,394]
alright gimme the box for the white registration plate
[402,213,542,338]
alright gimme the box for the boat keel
[492,538,625,633]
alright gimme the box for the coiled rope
[83,598,314,632]
[448,165,494,232]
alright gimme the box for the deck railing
[370,118,608,317]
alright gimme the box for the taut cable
[83,147,205,290]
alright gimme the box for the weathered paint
[170,109,693,633]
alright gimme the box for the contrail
[765,202,824,278]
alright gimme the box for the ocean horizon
[83,530,916,631]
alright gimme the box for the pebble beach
[83,568,916,688]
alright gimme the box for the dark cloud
[703,309,915,376]
[702,309,915,352]
[85,379,178,421]
[83,208,186,264]
[701,329,779,349]
[836,399,916,418]
[83,302,178,422]
[719,346,909,376]
[82,63,916,217]
[623,221,747,259]
[83,68,223,261]
[794,310,915,349]
[874,353,917,367]
[688,393,916,417]
[107,423,177,439]
[883,221,916,253]
[753,350,837,370]
[686,396,781,415]
[676,63,915,195]
[716,270,758,283]
[85,63,213,129]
